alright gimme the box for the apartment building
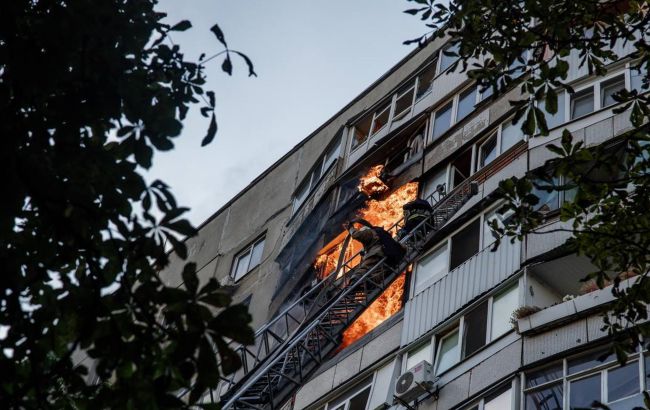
[161,28,648,410]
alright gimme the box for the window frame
[230,235,266,282]
[429,84,480,144]
[434,325,462,376]
[292,137,342,214]
[437,42,460,75]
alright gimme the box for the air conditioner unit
[394,360,437,403]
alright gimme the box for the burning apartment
[159,26,648,410]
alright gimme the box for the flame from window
[312,166,418,349]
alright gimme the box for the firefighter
[397,198,434,241]
[344,219,405,285]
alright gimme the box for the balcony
[401,238,521,345]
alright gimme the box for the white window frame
[323,377,374,410]
[404,340,434,371]
[428,84,480,144]
[437,42,460,75]
[292,138,341,214]
[411,242,449,296]
[369,101,392,137]
[464,381,517,410]
[433,324,462,375]
[392,81,417,123]
[230,235,266,282]
[415,59,438,102]
[521,346,647,410]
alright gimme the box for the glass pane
[501,120,524,153]
[491,285,518,340]
[631,66,646,93]
[608,393,644,410]
[422,168,447,201]
[601,75,625,108]
[394,85,415,121]
[532,178,560,213]
[348,386,371,410]
[371,103,391,135]
[569,373,601,409]
[483,207,514,248]
[406,342,432,369]
[432,102,453,141]
[233,251,251,281]
[449,219,480,270]
[439,43,460,73]
[249,239,265,268]
[352,114,372,149]
[607,361,639,403]
[525,382,563,410]
[311,164,322,187]
[322,139,341,172]
[415,244,448,292]
[478,134,498,169]
[527,363,563,388]
[480,83,494,101]
[292,180,310,213]
[571,88,595,119]
[463,302,488,357]
[485,388,512,410]
[416,61,437,100]
[541,91,566,130]
[456,86,477,122]
[569,349,615,374]
[436,329,459,375]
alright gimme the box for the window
[478,133,498,169]
[293,138,342,213]
[570,87,595,119]
[435,327,460,375]
[438,42,460,74]
[524,348,645,410]
[352,114,372,150]
[490,286,518,340]
[406,342,432,370]
[432,102,453,141]
[451,149,473,189]
[540,90,566,130]
[450,219,480,270]
[393,82,416,122]
[601,74,625,108]
[482,206,514,248]
[531,178,561,213]
[231,236,265,282]
[631,66,646,93]
[326,378,373,410]
[456,86,478,123]
[416,61,437,100]
[422,168,448,202]
[501,120,524,153]
[413,244,448,294]
[463,301,488,357]
[466,385,514,410]
[370,101,391,136]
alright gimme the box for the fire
[358,165,389,197]
[311,166,419,350]
[340,273,406,349]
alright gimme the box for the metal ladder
[218,180,479,410]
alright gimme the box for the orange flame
[358,182,418,234]
[340,273,406,349]
[358,165,389,197]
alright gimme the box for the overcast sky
[149,1,426,225]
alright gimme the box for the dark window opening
[451,149,473,189]
[463,301,488,357]
[352,114,372,150]
[416,61,437,100]
[450,219,480,270]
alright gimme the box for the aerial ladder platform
[216,179,479,410]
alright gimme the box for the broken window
[450,149,473,189]
[432,101,453,141]
[438,42,460,74]
[601,74,625,108]
[463,301,488,357]
[570,87,595,119]
[416,60,437,100]
[456,86,478,123]
[449,219,480,270]
[393,82,416,122]
[231,235,266,282]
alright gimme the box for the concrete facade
[163,25,647,410]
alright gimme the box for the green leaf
[202,113,218,146]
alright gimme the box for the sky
[149,1,427,225]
